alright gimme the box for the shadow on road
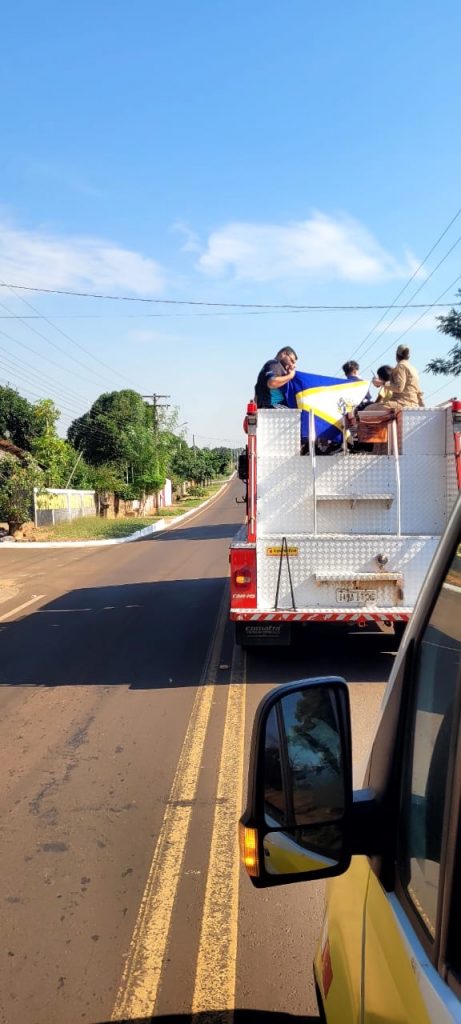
[246,620,401,686]
[0,577,234,689]
[142,522,242,543]
[0,571,400,691]
[99,1013,320,1023]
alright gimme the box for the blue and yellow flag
[284,372,371,441]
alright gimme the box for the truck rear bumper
[234,609,411,645]
[231,608,412,624]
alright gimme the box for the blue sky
[1,0,460,446]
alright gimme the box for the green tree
[0,387,45,450]
[33,398,61,434]
[87,462,125,494]
[0,454,44,531]
[191,449,215,485]
[169,440,195,483]
[68,390,150,467]
[209,447,234,475]
[31,433,91,488]
[68,390,167,501]
[426,289,461,377]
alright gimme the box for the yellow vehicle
[240,492,461,1023]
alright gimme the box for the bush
[188,485,207,497]
[0,454,44,531]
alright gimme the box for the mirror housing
[240,677,354,887]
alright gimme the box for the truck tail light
[230,546,257,609]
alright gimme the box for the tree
[169,440,196,484]
[33,398,61,434]
[30,433,91,488]
[0,387,45,450]
[87,462,125,494]
[426,289,461,377]
[0,454,44,531]
[68,390,167,501]
[68,390,150,467]
[209,447,234,476]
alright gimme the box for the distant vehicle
[240,491,461,1022]
[231,397,461,644]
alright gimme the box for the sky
[1,0,461,448]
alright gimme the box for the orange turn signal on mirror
[235,573,251,585]
[239,823,260,878]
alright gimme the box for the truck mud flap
[235,621,292,646]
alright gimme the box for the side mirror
[240,678,353,886]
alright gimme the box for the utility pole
[142,393,171,432]
[65,449,84,489]
[142,393,171,450]
[142,394,171,505]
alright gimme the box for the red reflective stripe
[230,610,411,622]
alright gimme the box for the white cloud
[0,221,165,295]
[198,212,422,284]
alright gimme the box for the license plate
[336,588,378,604]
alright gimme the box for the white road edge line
[0,594,45,622]
[0,476,235,550]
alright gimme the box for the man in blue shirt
[254,347,298,408]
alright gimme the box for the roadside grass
[17,480,229,542]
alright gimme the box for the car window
[398,539,461,940]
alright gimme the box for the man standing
[254,347,298,408]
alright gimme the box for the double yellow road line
[111,586,246,1022]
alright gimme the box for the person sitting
[254,347,297,408]
[363,345,425,413]
[342,359,360,380]
[373,365,394,403]
[343,359,372,408]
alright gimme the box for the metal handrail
[391,418,401,536]
[310,410,318,536]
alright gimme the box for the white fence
[33,488,97,527]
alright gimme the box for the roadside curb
[0,477,234,550]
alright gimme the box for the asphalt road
[0,479,395,1024]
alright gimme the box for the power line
[0,349,91,408]
[0,296,117,388]
[425,381,459,401]
[0,281,460,312]
[349,205,461,362]
[0,323,105,390]
[2,280,140,390]
[351,233,461,367]
[194,432,244,445]
[363,271,461,374]
[0,371,172,450]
